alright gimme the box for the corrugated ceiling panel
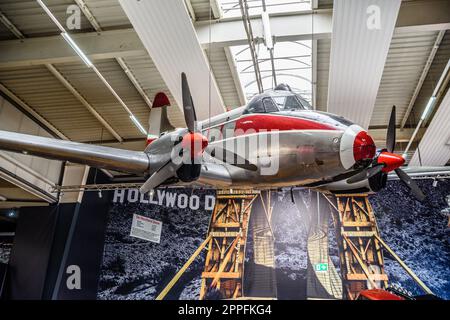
[119,0,225,121]
[123,55,185,128]
[0,65,111,141]
[405,31,450,126]
[316,39,330,111]
[83,0,131,29]
[0,18,14,40]
[206,47,241,109]
[371,31,438,127]
[327,0,401,129]
[0,0,93,37]
[53,59,150,140]
[190,0,213,20]
[409,87,450,166]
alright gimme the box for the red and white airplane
[0,73,445,200]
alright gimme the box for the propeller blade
[386,105,396,153]
[139,160,180,194]
[207,147,257,171]
[181,72,197,133]
[347,165,384,184]
[394,168,426,201]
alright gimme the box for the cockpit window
[245,99,265,114]
[244,93,310,115]
[244,96,280,114]
[285,96,303,110]
[297,96,312,109]
[263,98,278,113]
[274,95,305,111]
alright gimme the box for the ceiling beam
[45,64,123,142]
[0,29,146,68]
[327,0,401,129]
[119,0,225,120]
[184,0,197,21]
[0,8,125,144]
[196,10,332,48]
[224,47,246,106]
[368,127,425,145]
[75,0,153,110]
[1,0,449,68]
[395,0,450,33]
[0,11,25,39]
[400,30,446,129]
[409,80,450,166]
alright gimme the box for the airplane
[0,73,447,200]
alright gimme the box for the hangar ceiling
[0,0,449,206]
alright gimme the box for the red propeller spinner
[377,151,405,173]
[181,132,208,159]
[347,106,425,201]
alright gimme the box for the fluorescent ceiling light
[36,0,66,32]
[38,0,146,139]
[130,115,147,135]
[0,195,7,201]
[61,32,93,68]
[420,96,436,120]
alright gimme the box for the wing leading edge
[0,130,150,174]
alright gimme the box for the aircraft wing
[0,130,150,174]
[387,166,450,179]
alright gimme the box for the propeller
[394,168,425,201]
[346,106,426,201]
[346,164,384,184]
[140,73,208,194]
[139,73,256,194]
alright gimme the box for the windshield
[273,95,305,111]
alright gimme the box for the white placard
[130,214,162,244]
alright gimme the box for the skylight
[218,0,313,104]
[219,0,311,18]
[230,41,312,102]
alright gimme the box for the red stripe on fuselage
[234,114,338,134]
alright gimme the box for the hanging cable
[208,0,213,122]
[239,0,263,93]
[311,1,315,108]
[261,0,277,88]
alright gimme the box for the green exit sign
[315,263,328,272]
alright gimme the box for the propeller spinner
[347,106,426,201]
[140,73,208,194]
[139,73,256,194]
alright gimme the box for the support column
[200,190,257,299]
[330,194,388,300]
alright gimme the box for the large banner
[97,180,450,300]
[98,189,215,300]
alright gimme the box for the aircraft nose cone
[353,131,376,162]
[377,152,405,172]
[181,132,208,158]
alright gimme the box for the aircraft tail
[146,92,174,146]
